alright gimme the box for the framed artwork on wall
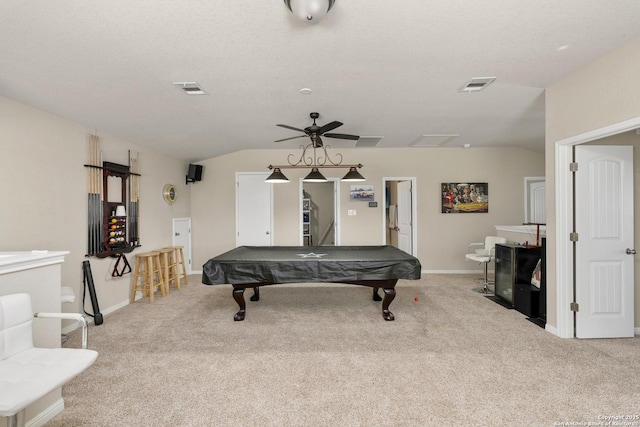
[350,185,374,202]
[441,182,488,213]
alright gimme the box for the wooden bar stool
[166,246,188,285]
[157,247,180,292]
[130,251,167,303]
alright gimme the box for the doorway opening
[382,177,417,256]
[301,179,338,246]
[172,218,192,275]
[236,172,273,247]
[555,117,640,338]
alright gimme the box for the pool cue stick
[87,134,102,255]
[94,140,100,253]
[92,139,97,254]
[93,143,99,253]
[98,151,103,251]
[87,137,95,254]
[129,154,139,244]
[90,136,97,254]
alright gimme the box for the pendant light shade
[303,167,328,182]
[265,167,290,183]
[284,0,335,22]
[341,166,366,182]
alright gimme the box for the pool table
[202,245,422,321]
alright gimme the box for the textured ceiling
[2,1,640,161]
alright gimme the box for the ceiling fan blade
[324,133,360,140]
[277,124,307,133]
[317,121,343,134]
[274,134,307,143]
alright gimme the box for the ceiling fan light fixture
[271,112,363,183]
[342,166,365,182]
[284,0,335,22]
[303,167,328,182]
[265,167,290,183]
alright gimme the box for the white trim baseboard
[423,270,482,274]
[26,397,64,427]
[545,323,559,337]
[62,298,130,334]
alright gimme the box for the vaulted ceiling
[2,1,640,161]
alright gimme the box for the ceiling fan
[275,112,359,146]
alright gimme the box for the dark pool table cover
[202,245,422,285]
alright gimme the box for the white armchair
[0,293,98,427]
[465,236,507,293]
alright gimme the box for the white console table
[495,225,546,246]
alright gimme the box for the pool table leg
[232,286,246,321]
[382,287,396,321]
[250,286,260,301]
[372,288,382,301]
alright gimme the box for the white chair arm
[34,312,89,349]
[468,243,484,253]
[35,312,84,321]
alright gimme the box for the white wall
[0,96,191,316]
[0,92,547,321]
[191,147,544,273]
[545,36,640,332]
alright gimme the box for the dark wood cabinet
[538,237,547,323]
[95,161,139,257]
[495,244,541,316]
[513,282,540,318]
[103,204,127,251]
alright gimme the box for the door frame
[381,177,418,257]
[555,116,640,338]
[524,176,545,224]
[172,217,192,274]
[236,172,273,247]
[299,178,340,246]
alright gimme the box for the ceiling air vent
[173,82,208,95]
[459,77,496,92]
[411,134,459,147]
[355,136,383,148]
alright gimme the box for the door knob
[626,248,636,255]
[266,231,270,235]
[175,232,180,236]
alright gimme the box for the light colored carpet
[48,274,640,426]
